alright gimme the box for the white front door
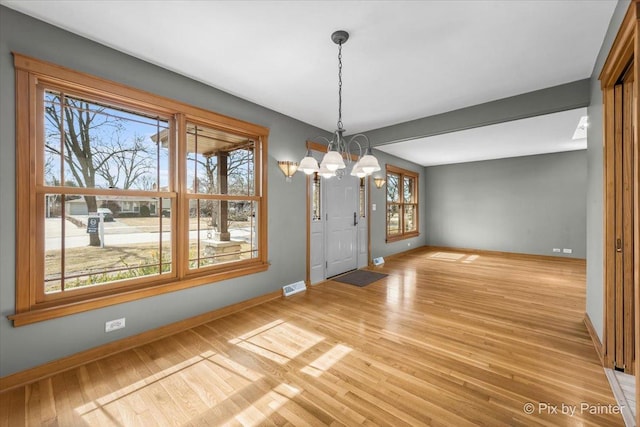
[325,172,359,277]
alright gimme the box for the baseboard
[0,290,281,393]
[368,245,586,268]
[423,245,586,264]
[370,245,427,265]
[584,312,605,366]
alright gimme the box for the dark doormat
[333,270,388,287]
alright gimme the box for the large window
[386,165,419,242]
[12,54,268,326]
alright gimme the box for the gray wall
[586,0,630,342]
[361,53,593,262]
[0,6,426,377]
[424,151,587,258]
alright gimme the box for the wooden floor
[0,248,624,426]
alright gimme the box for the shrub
[140,205,150,217]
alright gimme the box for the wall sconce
[373,176,386,189]
[278,161,299,182]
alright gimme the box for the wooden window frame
[385,164,419,242]
[11,53,269,327]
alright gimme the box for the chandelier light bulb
[358,148,381,175]
[321,150,346,171]
[318,163,335,178]
[299,150,319,174]
[350,161,366,178]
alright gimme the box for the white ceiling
[1,0,615,165]
[377,107,587,166]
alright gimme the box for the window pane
[227,147,255,196]
[359,178,366,218]
[312,173,321,221]
[187,150,219,194]
[44,194,63,293]
[185,123,255,196]
[387,204,401,235]
[387,173,400,202]
[44,92,63,186]
[403,176,415,203]
[43,91,169,190]
[189,199,258,269]
[45,193,172,294]
[404,204,417,232]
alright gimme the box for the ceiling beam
[364,79,590,147]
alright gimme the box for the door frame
[603,58,635,375]
[305,140,371,285]
[599,1,639,423]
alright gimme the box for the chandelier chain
[337,41,343,131]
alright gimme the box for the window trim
[11,53,269,327]
[385,164,419,242]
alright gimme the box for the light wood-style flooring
[0,248,624,426]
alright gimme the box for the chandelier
[299,30,380,178]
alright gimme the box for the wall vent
[282,281,306,297]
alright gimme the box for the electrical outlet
[105,317,125,333]
[552,248,561,253]
[563,248,573,254]
[372,204,377,211]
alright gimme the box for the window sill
[386,232,420,243]
[9,262,269,327]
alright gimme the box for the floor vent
[282,281,306,297]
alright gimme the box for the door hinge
[326,261,328,269]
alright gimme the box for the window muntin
[385,165,419,242]
[13,54,269,326]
